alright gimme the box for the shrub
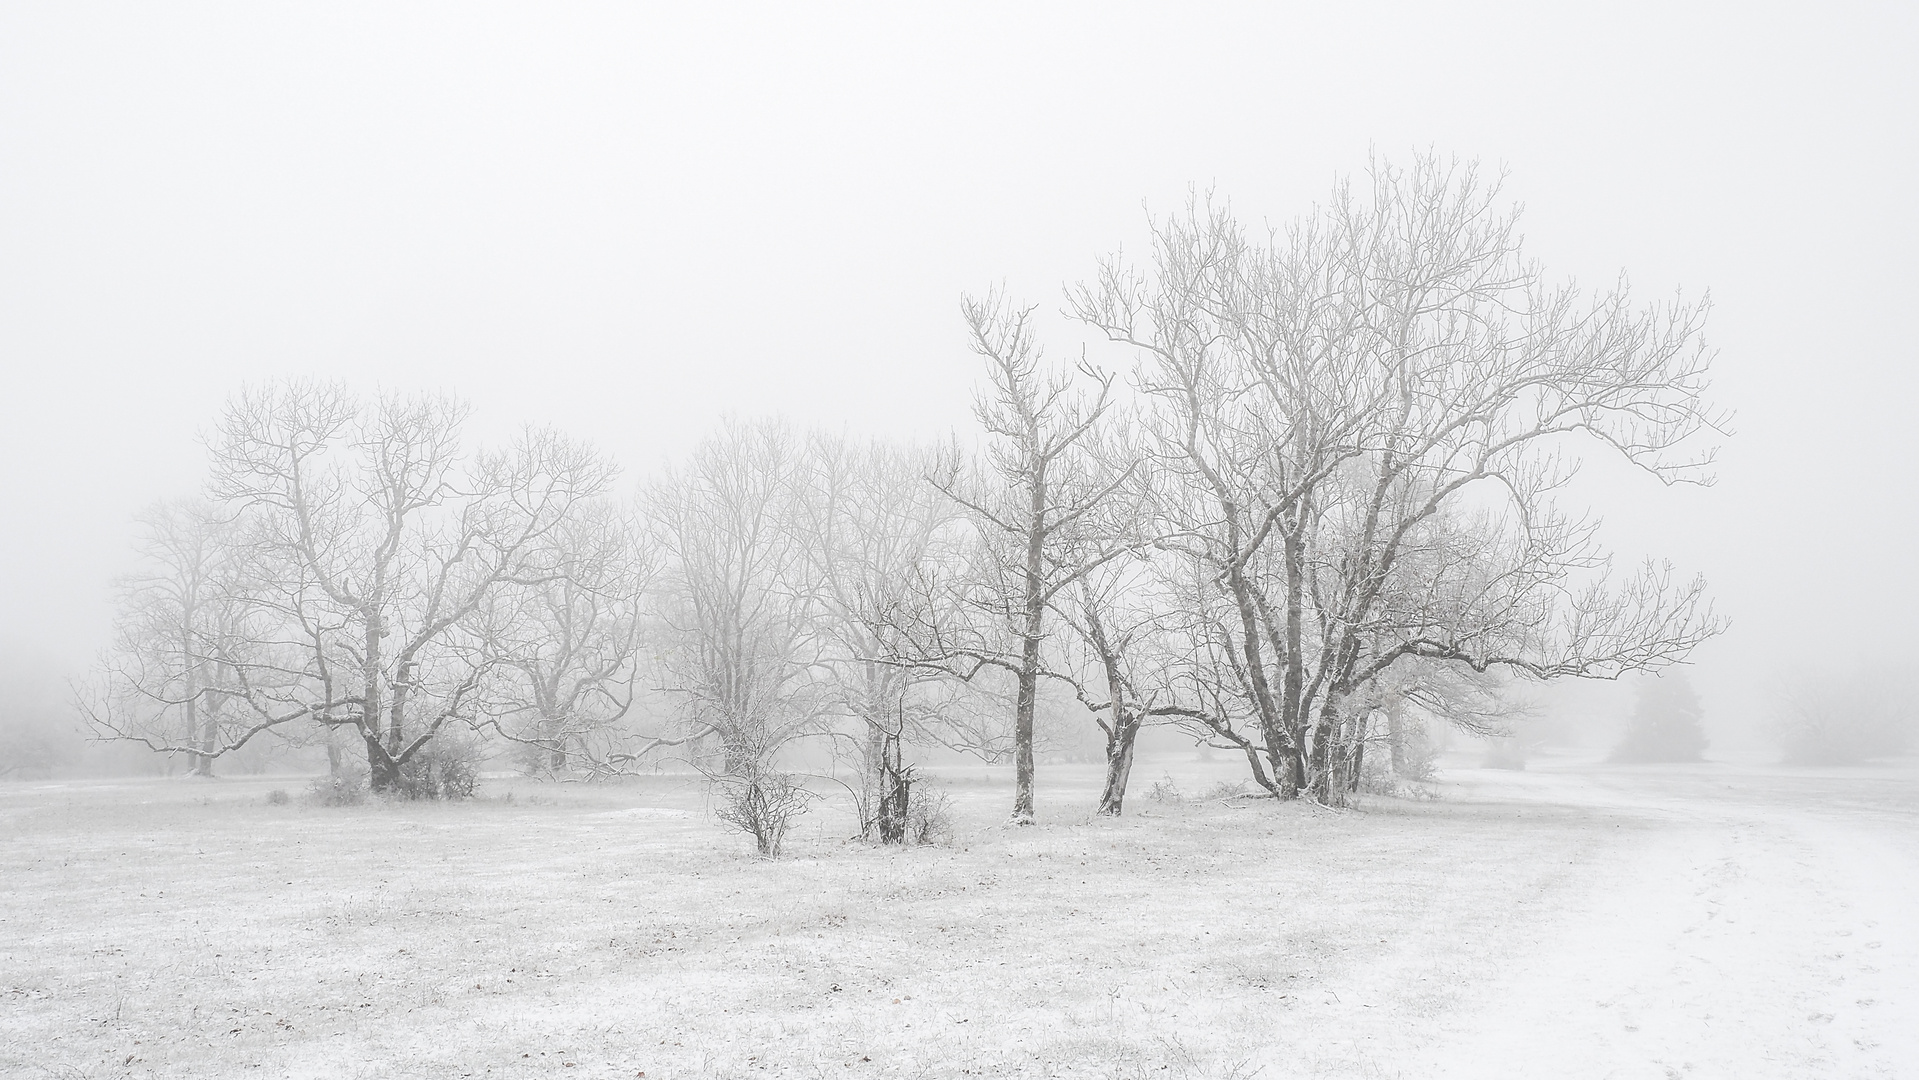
[1359,731,1436,794]
[907,785,955,846]
[1391,717,1440,783]
[393,737,483,801]
[1147,775,1183,803]
[265,789,290,806]
[308,736,484,803]
[307,772,367,806]
[712,763,816,856]
[1201,779,1251,801]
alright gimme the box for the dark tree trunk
[1012,646,1038,824]
[1221,548,1301,800]
[1308,694,1343,805]
[362,616,394,793]
[1386,701,1406,776]
[1081,587,1140,818]
[1011,459,1048,826]
[875,736,910,845]
[1348,709,1368,794]
[864,712,912,844]
[366,735,400,793]
[1279,527,1309,797]
[1096,714,1138,816]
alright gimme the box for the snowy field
[2,755,1914,1079]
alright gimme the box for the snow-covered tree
[89,383,617,796]
[1070,154,1725,805]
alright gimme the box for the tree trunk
[1386,700,1406,776]
[1347,709,1369,794]
[192,691,220,778]
[1096,714,1138,816]
[1082,589,1139,818]
[875,731,909,844]
[362,617,397,794]
[1011,641,1039,825]
[1279,526,1309,797]
[861,679,913,844]
[182,645,214,777]
[1223,560,1299,800]
[188,685,223,778]
[1011,456,1048,826]
[1308,694,1341,805]
[366,734,400,793]
[386,658,413,761]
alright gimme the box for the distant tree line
[82,155,1737,836]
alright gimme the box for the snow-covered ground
[1,755,1912,1078]
[1422,763,1919,1078]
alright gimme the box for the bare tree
[1346,657,1525,791]
[1055,555,1160,815]
[1071,154,1725,804]
[795,433,971,841]
[191,382,614,794]
[84,498,262,775]
[647,419,827,779]
[1025,428,1195,817]
[474,500,653,776]
[1771,669,1912,765]
[711,760,818,856]
[931,293,1135,824]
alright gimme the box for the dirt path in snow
[1418,762,1919,1079]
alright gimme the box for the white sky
[2,2,1914,743]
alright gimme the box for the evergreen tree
[1611,671,1708,762]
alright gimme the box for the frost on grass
[1,759,1915,1079]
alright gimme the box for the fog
[4,7,1919,1076]
[4,4,1916,752]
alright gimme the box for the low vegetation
[5,757,1912,1078]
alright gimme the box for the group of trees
[1769,671,1913,766]
[87,387,622,795]
[87,155,1731,833]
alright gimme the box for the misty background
[2,2,1914,758]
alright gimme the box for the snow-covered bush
[1201,779,1252,801]
[307,772,367,806]
[394,736,483,800]
[712,763,816,856]
[907,786,955,845]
